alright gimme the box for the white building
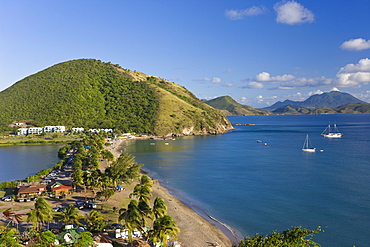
[44,126,66,133]
[72,127,84,132]
[17,126,66,135]
[17,128,28,135]
[27,127,44,135]
[88,128,113,133]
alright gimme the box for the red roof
[52,185,73,191]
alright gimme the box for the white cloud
[193,77,211,82]
[247,82,264,89]
[274,1,314,25]
[279,76,333,88]
[254,72,295,82]
[331,87,340,92]
[336,58,370,87]
[212,77,221,83]
[225,6,267,20]
[223,69,235,74]
[307,90,324,96]
[276,86,295,90]
[223,83,234,87]
[340,38,370,51]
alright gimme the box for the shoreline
[108,137,239,246]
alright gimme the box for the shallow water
[0,144,62,182]
[125,114,370,247]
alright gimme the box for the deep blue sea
[124,114,370,247]
[0,114,369,246]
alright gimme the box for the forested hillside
[0,59,232,136]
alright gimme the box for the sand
[106,138,234,247]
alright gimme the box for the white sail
[302,134,316,152]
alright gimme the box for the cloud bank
[274,0,314,25]
[245,58,370,90]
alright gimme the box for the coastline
[107,137,237,247]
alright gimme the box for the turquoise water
[125,114,370,247]
[0,144,62,182]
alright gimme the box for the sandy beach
[107,137,234,247]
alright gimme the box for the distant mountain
[271,103,370,115]
[204,96,269,116]
[0,59,232,136]
[264,91,365,111]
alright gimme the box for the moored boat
[321,124,342,138]
[302,134,316,152]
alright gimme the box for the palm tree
[118,200,145,242]
[26,198,53,230]
[152,197,167,219]
[138,200,153,224]
[148,215,180,247]
[130,185,152,203]
[86,210,106,232]
[2,208,24,229]
[61,205,83,226]
[139,175,153,187]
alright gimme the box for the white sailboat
[321,124,342,138]
[302,134,316,152]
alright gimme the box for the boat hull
[322,133,342,138]
[302,148,316,152]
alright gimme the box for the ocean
[1,114,369,246]
[124,114,370,247]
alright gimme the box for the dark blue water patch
[127,114,370,247]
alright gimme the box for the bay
[0,145,62,182]
[125,114,370,247]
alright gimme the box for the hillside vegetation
[0,59,232,136]
[204,96,269,116]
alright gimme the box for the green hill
[204,96,269,116]
[0,59,232,136]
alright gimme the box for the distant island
[203,92,370,116]
[0,59,232,137]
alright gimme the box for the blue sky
[1,0,370,107]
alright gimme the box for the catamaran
[302,134,316,152]
[321,124,342,138]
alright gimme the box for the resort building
[44,126,66,133]
[17,125,66,135]
[27,127,44,135]
[72,127,85,132]
[88,128,113,133]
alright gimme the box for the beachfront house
[17,184,47,198]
